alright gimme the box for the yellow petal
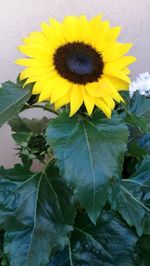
[38,86,52,102]
[32,81,45,94]
[95,98,112,118]
[50,77,71,103]
[109,77,129,91]
[117,56,136,67]
[41,22,55,40]
[23,32,42,43]
[103,97,115,110]
[104,65,131,83]
[97,27,121,52]
[86,81,110,98]
[100,77,124,103]
[105,56,136,70]
[88,14,103,35]
[49,18,61,30]
[90,21,110,48]
[23,77,38,86]
[38,77,67,102]
[77,15,89,41]
[103,43,133,62]
[108,26,121,42]
[48,18,65,44]
[23,32,52,49]
[22,71,57,84]
[123,67,130,75]
[18,45,52,61]
[54,92,70,110]
[70,85,83,116]
[89,14,102,25]
[86,78,124,102]
[62,16,78,42]
[19,67,54,81]
[16,58,51,67]
[83,89,94,115]
[40,22,60,48]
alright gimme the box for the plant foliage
[0,82,149,265]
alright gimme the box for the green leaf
[0,229,4,265]
[9,115,30,132]
[12,132,30,146]
[127,138,147,160]
[130,92,150,118]
[0,163,74,266]
[49,247,70,266]
[117,155,150,236]
[45,165,76,226]
[46,111,128,224]
[126,92,150,133]
[50,211,139,266]
[9,116,51,167]
[0,81,31,127]
[9,115,49,134]
[20,117,49,134]
[138,234,150,266]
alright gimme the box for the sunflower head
[16,15,136,118]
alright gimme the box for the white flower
[129,72,150,98]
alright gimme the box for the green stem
[68,240,73,266]
[42,156,55,174]
[23,104,59,115]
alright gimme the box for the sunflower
[16,15,136,117]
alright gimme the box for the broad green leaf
[138,235,150,266]
[50,211,139,266]
[49,247,70,266]
[0,231,9,266]
[125,92,150,133]
[138,134,150,154]
[46,111,128,224]
[0,229,4,265]
[127,138,147,160]
[0,163,74,266]
[130,92,150,118]
[46,166,76,226]
[0,81,31,127]
[117,155,150,236]
[124,92,150,158]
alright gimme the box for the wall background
[0,0,150,167]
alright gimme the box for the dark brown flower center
[53,42,104,84]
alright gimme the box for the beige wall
[0,0,150,167]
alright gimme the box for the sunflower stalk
[22,103,59,115]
